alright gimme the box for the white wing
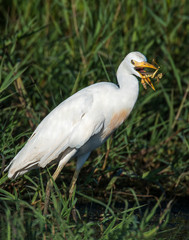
[6,90,105,178]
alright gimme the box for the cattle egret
[5,51,161,214]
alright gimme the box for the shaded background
[0,0,189,239]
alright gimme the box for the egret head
[124,52,160,90]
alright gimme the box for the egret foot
[71,206,78,222]
[43,179,53,216]
[43,149,77,215]
[68,168,81,222]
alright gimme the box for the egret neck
[116,60,139,112]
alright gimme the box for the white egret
[5,51,160,214]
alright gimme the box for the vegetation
[0,0,189,239]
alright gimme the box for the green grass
[0,0,189,239]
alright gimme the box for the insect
[141,59,163,90]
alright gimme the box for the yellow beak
[133,61,157,70]
[132,60,157,91]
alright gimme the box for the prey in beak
[132,59,162,91]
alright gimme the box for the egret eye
[131,60,135,65]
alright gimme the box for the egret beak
[133,61,157,70]
[132,60,158,91]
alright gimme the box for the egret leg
[43,149,77,215]
[69,168,81,200]
[69,152,91,222]
[69,168,81,223]
[69,152,91,200]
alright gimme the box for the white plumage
[5,52,157,197]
